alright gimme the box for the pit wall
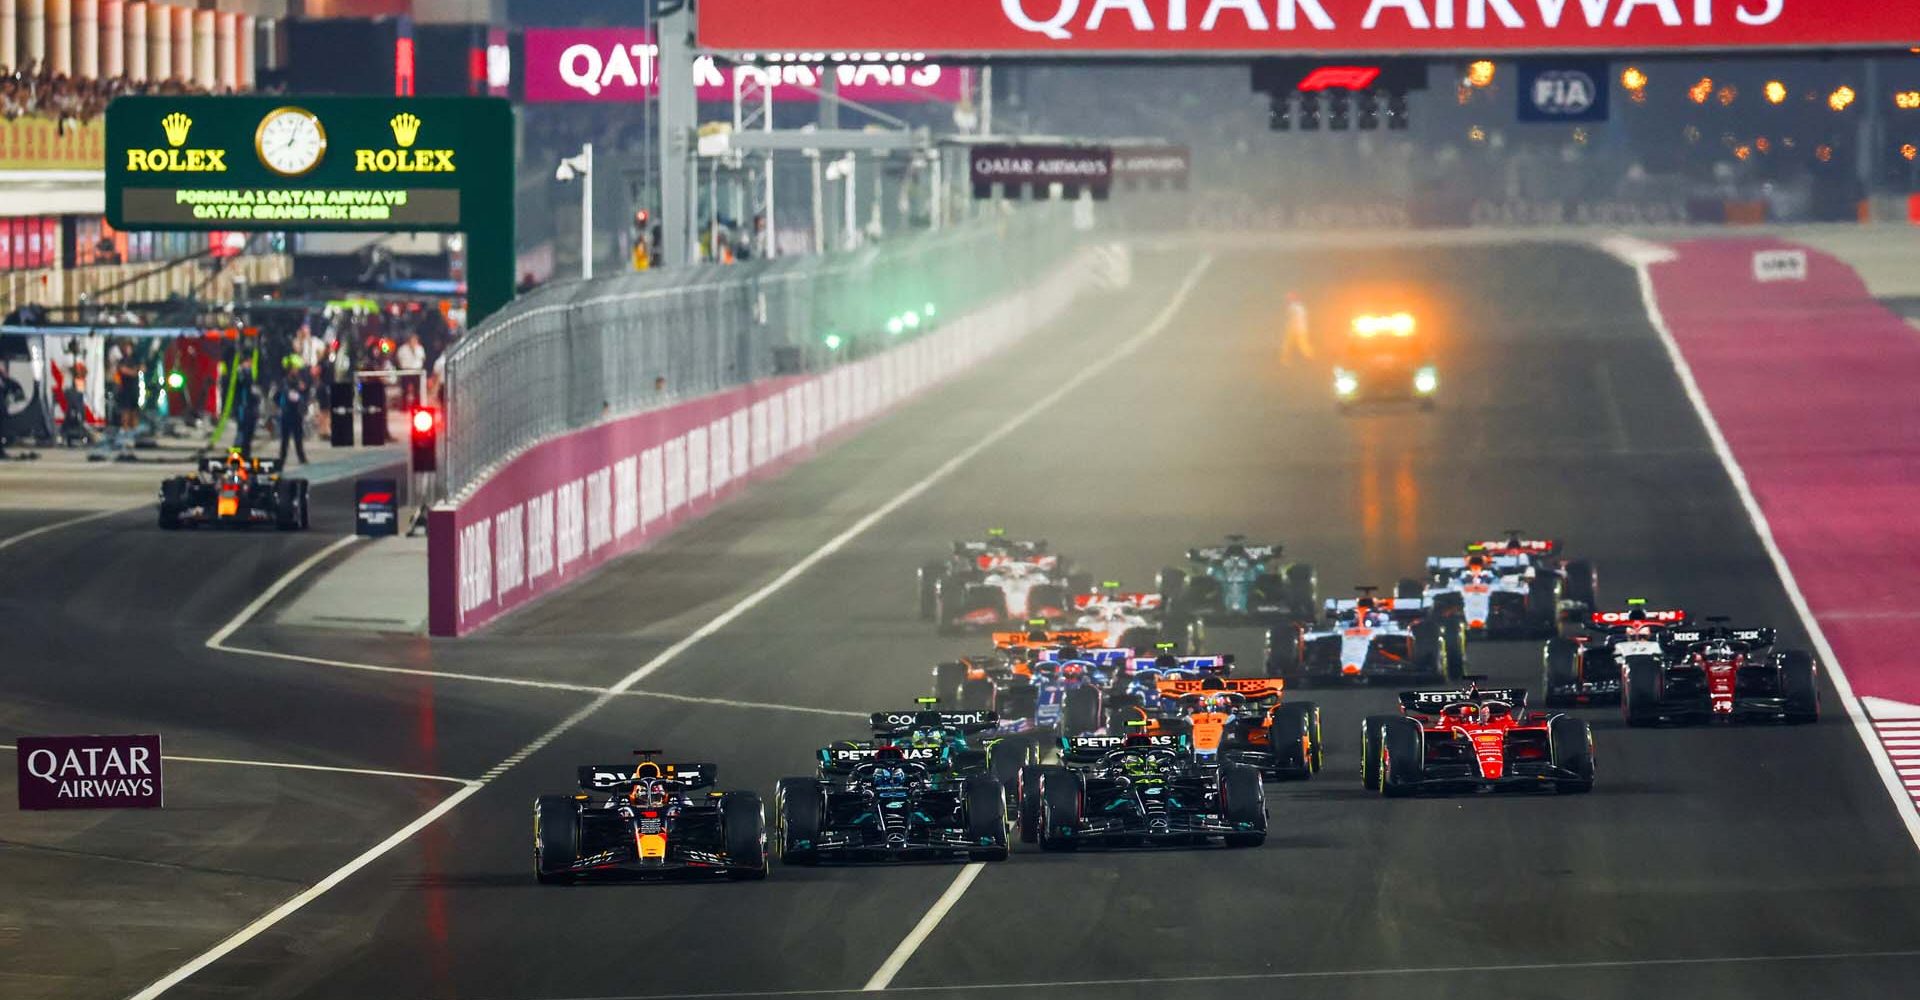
[426,245,1120,636]
[1641,236,1920,714]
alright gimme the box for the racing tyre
[917,563,946,620]
[1265,625,1302,680]
[274,480,303,531]
[988,738,1034,812]
[1440,622,1467,682]
[996,684,1038,723]
[1184,618,1207,656]
[933,661,968,705]
[1027,583,1070,620]
[1267,704,1314,780]
[1037,767,1083,852]
[1286,564,1318,620]
[1563,560,1598,610]
[1017,765,1044,843]
[1542,638,1579,708]
[1062,685,1102,737]
[1295,700,1324,772]
[295,480,310,529]
[1361,714,1395,791]
[1157,568,1188,610]
[721,791,769,879]
[1527,575,1561,635]
[1621,655,1663,727]
[1220,764,1267,847]
[1411,620,1444,680]
[774,777,824,866]
[963,777,1010,861]
[1780,650,1820,724]
[534,795,580,884]
[1431,592,1464,623]
[1380,717,1425,798]
[1395,577,1424,600]
[1549,716,1595,794]
[1066,572,1095,597]
[960,677,995,712]
[158,479,186,530]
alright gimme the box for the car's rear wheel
[1380,717,1425,798]
[1527,575,1561,635]
[1361,714,1395,791]
[1285,564,1317,619]
[963,777,1009,861]
[988,737,1033,814]
[774,777,823,865]
[721,791,769,878]
[1564,560,1598,610]
[917,562,945,620]
[1265,625,1302,680]
[158,479,187,530]
[1542,638,1578,708]
[1062,685,1102,737]
[933,661,967,705]
[1780,650,1820,723]
[1220,764,1267,847]
[1395,578,1424,600]
[1037,767,1083,852]
[1267,704,1314,780]
[534,795,580,884]
[1549,716,1595,794]
[1622,655,1663,727]
[1017,765,1044,844]
[1440,622,1467,682]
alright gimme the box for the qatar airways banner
[697,0,1911,55]
[523,28,963,103]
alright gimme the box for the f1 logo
[1297,66,1382,92]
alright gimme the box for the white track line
[127,252,1214,1000]
[0,505,138,553]
[0,744,469,785]
[1607,236,1920,854]
[205,535,363,648]
[860,254,1216,993]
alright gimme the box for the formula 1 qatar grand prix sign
[17,734,163,810]
[697,0,1915,55]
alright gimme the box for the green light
[165,371,185,389]
[916,696,939,705]
[1102,580,1120,588]
[1627,598,1647,606]
[886,316,905,335]
[823,333,843,351]
[902,310,920,329]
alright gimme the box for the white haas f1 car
[1622,620,1819,725]
[1403,549,1559,638]
[1362,685,1595,796]
[1068,585,1166,650]
[1541,601,1688,707]
[918,534,1090,634]
[1266,590,1466,686]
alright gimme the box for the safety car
[1332,310,1439,409]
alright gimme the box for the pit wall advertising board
[17,734,163,810]
[522,28,963,104]
[698,0,1914,56]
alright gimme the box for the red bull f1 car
[533,754,767,882]
[1362,685,1595,796]
[158,451,310,530]
[1621,621,1819,725]
[1019,732,1267,850]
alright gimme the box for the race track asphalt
[6,239,1919,1000]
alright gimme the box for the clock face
[254,108,326,176]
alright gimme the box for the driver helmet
[1059,661,1087,683]
[871,764,910,790]
[908,727,943,746]
[1466,554,1489,572]
[629,778,670,808]
[1153,653,1180,670]
[1704,639,1737,664]
[1117,752,1159,778]
[1195,692,1235,713]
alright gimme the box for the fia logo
[1531,71,1598,115]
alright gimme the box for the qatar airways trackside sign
[697,0,1912,55]
[17,734,163,810]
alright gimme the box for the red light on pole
[1297,66,1382,93]
[410,407,439,471]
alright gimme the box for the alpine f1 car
[917,532,1091,633]
[1332,311,1439,410]
[1621,621,1819,726]
[1361,685,1594,796]
[1541,601,1688,707]
[1160,536,1317,645]
[158,450,310,530]
[1266,590,1466,685]
[533,754,767,882]
[931,630,1125,735]
[1113,676,1322,781]
[1019,732,1267,849]
[1402,547,1561,639]
[773,743,1010,864]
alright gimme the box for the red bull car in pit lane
[1621,621,1819,726]
[1265,589,1466,685]
[1541,601,1689,707]
[157,450,310,530]
[533,754,767,882]
[917,533,1093,634]
[1361,685,1595,796]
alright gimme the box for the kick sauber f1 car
[1019,732,1267,850]
[1160,536,1317,646]
[533,753,767,882]
[1621,621,1819,726]
[1361,685,1595,796]
[1266,589,1466,685]
[917,532,1092,633]
[1541,600,1688,707]
[773,742,1010,864]
[158,450,310,530]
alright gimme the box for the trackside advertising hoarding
[697,0,1916,55]
[522,29,964,103]
[17,734,163,810]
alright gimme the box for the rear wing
[991,628,1103,650]
[817,743,945,775]
[1189,543,1279,562]
[1592,608,1686,627]
[1036,647,1132,668]
[1397,688,1529,713]
[1156,677,1283,701]
[870,710,999,735]
[1059,732,1185,763]
[955,538,1045,555]
[576,762,715,792]
[1665,626,1777,651]
[1127,653,1231,676]
[1471,538,1560,557]
[1428,555,1530,573]
[1072,592,1163,611]
[1327,596,1428,621]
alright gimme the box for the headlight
[1413,366,1439,395]
[1352,313,1416,337]
[1334,370,1360,397]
